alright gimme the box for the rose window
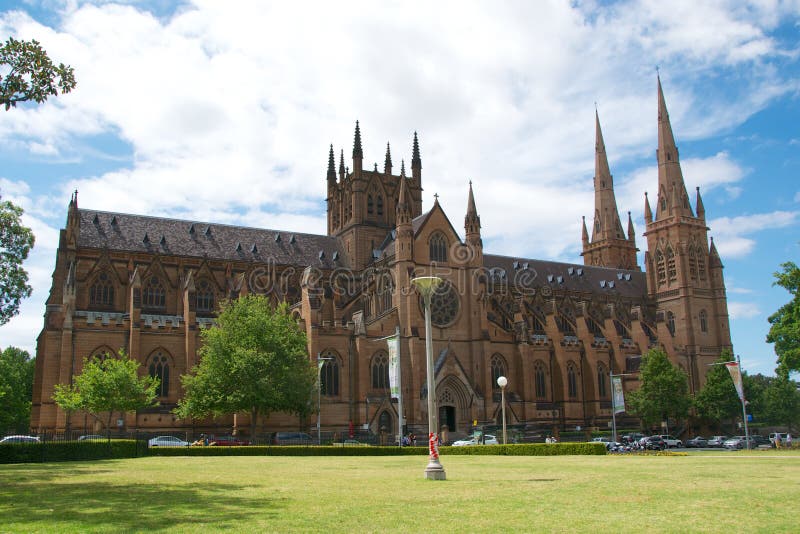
[422,282,460,327]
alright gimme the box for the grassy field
[1,450,799,533]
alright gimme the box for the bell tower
[643,76,732,392]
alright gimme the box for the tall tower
[582,110,638,269]
[643,76,732,391]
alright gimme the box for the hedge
[0,440,143,464]
[148,442,606,457]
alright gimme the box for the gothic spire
[582,216,590,247]
[400,159,406,177]
[339,149,345,181]
[709,237,722,267]
[353,120,363,159]
[627,211,636,242]
[396,167,412,227]
[644,191,653,223]
[327,144,336,183]
[411,131,421,168]
[656,75,693,220]
[591,110,625,243]
[384,142,392,174]
[695,186,705,220]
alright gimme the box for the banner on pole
[388,335,400,399]
[612,376,625,414]
[725,362,745,402]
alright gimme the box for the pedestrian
[775,434,782,449]
[787,434,793,448]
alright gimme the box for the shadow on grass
[0,475,282,531]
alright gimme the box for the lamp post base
[424,459,446,480]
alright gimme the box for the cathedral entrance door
[439,406,456,433]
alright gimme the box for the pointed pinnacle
[644,191,652,223]
[384,142,392,172]
[582,216,590,245]
[400,159,406,177]
[695,186,705,218]
[412,131,421,166]
[327,144,336,178]
[627,211,635,241]
[353,120,363,158]
[466,181,478,217]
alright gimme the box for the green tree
[767,262,800,375]
[0,195,35,325]
[0,346,35,433]
[693,351,740,427]
[762,375,800,432]
[52,350,159,438]
[1,37,76,110]
[176,296,316,438]
[627,349,690,428]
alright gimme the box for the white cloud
[728,301,761,320]
[708,211,800,258]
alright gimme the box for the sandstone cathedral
[31,78,731,439]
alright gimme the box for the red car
[209,435,250,446]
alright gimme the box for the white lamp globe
[497,376,508,388]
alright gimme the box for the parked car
[642,435,666,450]
[77,434,106,441]
[591,436,612,443]
[685,436,708,448]
[209,435,250,446]
[272,432,314,445]
[659,435,683,448]
[148,436,189,448]
[452,434,499,446]
[751,435,771,447]
[622,433,645,444]
[723,436,750,450]
[0,435,40,444]
[707,435,728,448]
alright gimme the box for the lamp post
[497,376,508,445]
[317,353,333,445]
[411,276,446,480]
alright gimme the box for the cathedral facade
[31,78,732,439]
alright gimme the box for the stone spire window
[143,276,166,310]
[89,272,115,308]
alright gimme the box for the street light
[497,376,508,445]
[411,275,446,481]
[317,353,333,445]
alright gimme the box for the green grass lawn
[2,450,799,533]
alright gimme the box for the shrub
[0,439,142,464]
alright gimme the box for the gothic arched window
[89,272,115,308]
[491,354,507,391]
[667,311,676,337]
[367,194,374,215]
[143,276,166,310]
[699,310,708,333]
[320,352,340,396]
[371,352,389,390]
[429,232,448,263]
[689,247,698,281]
[196,279,215,314]
[377,195,383,216]
[148,350,170,398]
[656,249,666,286]
[597,363,607,398]
[534,361,547,399]
[567,362,578,399]
[666,247,677,282]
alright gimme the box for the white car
[659,435,683,448]
[0,435,41,444]
[452,434,499,446]
[148,435,189,447]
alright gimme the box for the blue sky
[1,0,798,376]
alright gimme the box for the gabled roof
[76,209,347,269]
[483,254,647,299]
[411,201,462,241]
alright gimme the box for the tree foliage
[627,349,690,427]
[176,296,316,438]
[767,262,800,375]
[1,37,76,110]
[52,349,159,437]
[762,375,800,432]
[693,350,740,425]
[0,195,35,326]
[0,346,35,434]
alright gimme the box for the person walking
[786,434,793,448]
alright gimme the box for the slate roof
[76,209,347,269]
[483,254,647,299]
